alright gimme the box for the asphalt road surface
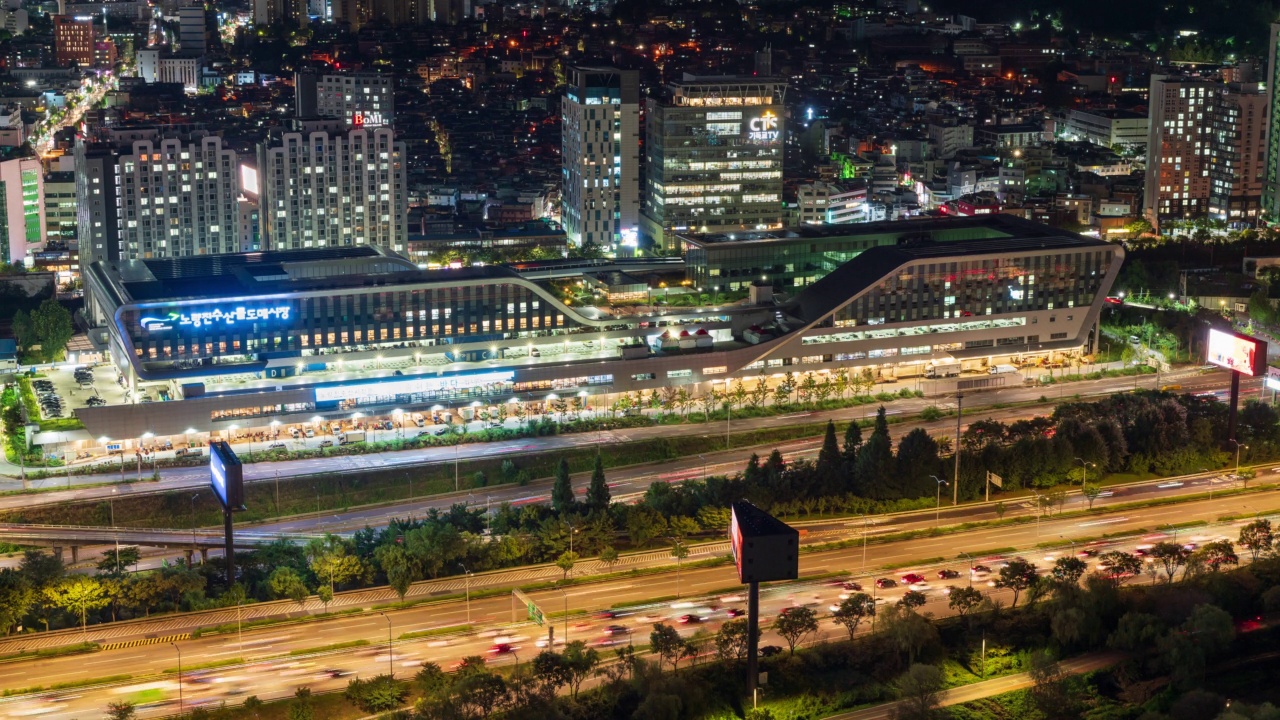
[0,493,1274,719]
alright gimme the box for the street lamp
[376,611,393,678]
[312,415,326,441]
[459,563,472,623]
[190,493,200,547]
[931,475,948,527]
[1230,440,1248,480]
[1074,457,1094,489]
[171,642,184,715]
[959,551,973,587]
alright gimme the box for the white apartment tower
[561,66,640,250]
[115,136,241,258]
[257,127,407,252]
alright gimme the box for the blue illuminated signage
[210,441,244,510]
[142,306,291,332]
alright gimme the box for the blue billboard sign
[210,441,244,510]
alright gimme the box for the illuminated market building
[71,215,1121,450]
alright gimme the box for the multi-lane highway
[0,492,1273,719]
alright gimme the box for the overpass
[0,523,321,563]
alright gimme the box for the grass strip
[289,640,368,656]
[399,625,472,641]
[164,657,244,673]
[883,556,945,571]
[961,547,1018,558]
[2,673,132,697]
[0,641,98,665]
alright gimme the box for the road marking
[1078,517,1130,527]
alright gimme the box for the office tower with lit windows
[0,157,45,264]
[640,75,787,251]
[561,66,640,251]
[1263,23,1280,219]
[52,15,93,67]
[257,126,407,252]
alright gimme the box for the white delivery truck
[925,360,963,378]
[988,364,1018,375]
[339,429,366,445]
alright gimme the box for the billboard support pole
[223,507,235,587]
[1228,371,1241,444]
[747,580,759,707]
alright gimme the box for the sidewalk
[823,652,1123,720]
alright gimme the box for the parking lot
[38,364,132,419]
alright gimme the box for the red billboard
[729,502,799,584]
[1207,329,1267,376]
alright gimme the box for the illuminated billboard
[747,110,779,145]
[1207,328,1267,376]
[729,501,799,584]
[210,441,244,510]
[240,164,259,197]
[140,305,292,332]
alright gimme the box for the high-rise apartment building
[254,0,308,27]
[296,71,394,127]
[1209,83,1267,222]
[114,137,242,259]
[0,157,44,264]
[76,134,242,265]
[640,75,787,251]
[561,66,639,250]
[1145,74,1269,228]
[1145,75,1216,227]
[257,126,407,252]
[1263,23,1280,219]
[52,15,93,67]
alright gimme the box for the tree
[551,458,575,512]
[555,550,579,580]
[1150,541,1190,583]
[560,640,600,698]
[816,420,842,492]
[585,454,610,511]
[1097,550,1142,584]
[1108,611,1164,652]
[832,593,876,640]
[453,660,508,718]
[899,590,927,610]
[843,421,863,460]
[1238,519,1273,561]
[715,618,749,662]
[880,604,938,665]
[375,544,415,601]
[947,586,984,618]
[1050,556,1087,589]
[1082,483,1101,510]
[1027,650,1074,719]
[893,663,944,720]
[14,299,73,362]
[650,622,685,671]
[0,570,33,635]
[531,649,571,696]
[995,558,1038,607]
[309,542,363,596]
[44,576,109,640]
[106,701,137,720]
[599,546,619,572]
[267,567,310,606]
[1196,540,1238,572]
[774,607,818,655]
[96,547,141,578]
[626,506,667,547]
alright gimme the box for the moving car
[937,569,960,579]
[875,578,897,589]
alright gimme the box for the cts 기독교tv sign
[729,501,799,584]
[1207,328,1267,376]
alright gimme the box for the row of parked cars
[31,379,65,418]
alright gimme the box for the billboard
[729,501,799,584]
[1207,328,1266,376]
[210,441,244,510]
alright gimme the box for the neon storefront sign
[141,306,292,332]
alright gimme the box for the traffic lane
[1,368,1235,503]
[4,490,1276,699]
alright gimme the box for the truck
[925,360,962,379]
[338,429,366,445]
[988,364,1018,375]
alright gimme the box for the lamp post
[460,564,472,623]
[861,514,870,574]
[1230,440,1248,480]
[376,611,393,678]
[1074,457,1094,489]
[171,642,184,714]
[269,419,280,445]
[454,441,460,492]
[931,475,947,527]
